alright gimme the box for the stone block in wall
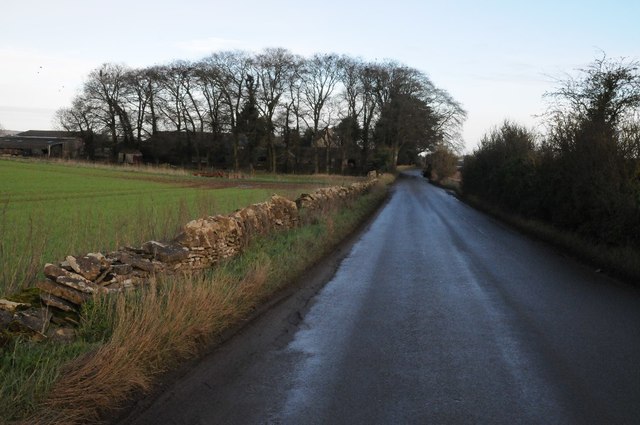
[141,241,190,263]
[36,279,91,306]
[10,308,52,336]
[66,255,102,281]
[174,215,243,250]
[111,264,133,275]
[114,251,164,274]
[0,309,12,329]
[40,257,115,311]
[40,293,78,312]
[44,263,70,280]
[56,275,102,295]
[0,298,30,313]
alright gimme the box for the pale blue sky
[1,0,638,151]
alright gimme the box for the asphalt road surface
[121,170,640,425]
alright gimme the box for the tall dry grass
[34,259,270,424]
[24,157,192,177]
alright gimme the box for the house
[0,130,84,158]
[117,148,143,164]
[312,127,336,148]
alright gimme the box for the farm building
[0,131,84,158]
[117,148,143,164]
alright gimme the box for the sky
[1,0,638,152]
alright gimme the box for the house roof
[17,130,83,138]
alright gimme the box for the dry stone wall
[174,195,298,269]
[0,179,380,335]
[295,181,375,212]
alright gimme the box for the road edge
[113,182,395,424]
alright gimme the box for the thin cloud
[174,37,244,54]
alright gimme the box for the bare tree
[204,51,252,170]
[300,53,341,173]
[358,63,380,171]
[336,56,363,172]
[151,62,193,163]
[277,54,305,172]
[253,47,296,172]
[55,94,101,158]
[546,55,640,129]
[122,68,158,145]
[79,63,135,157]
[424,88,467,153]
[193,59,227,165]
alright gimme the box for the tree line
[55,48,466,173]
[463,56,640,248]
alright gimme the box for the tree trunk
[391,143,399,172]
[361,125,371,174]
[233,132,239,171]
[325,146,330,174]
[268,134,276,173]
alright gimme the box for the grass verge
[1,178,391,424]
[462,194,640,284]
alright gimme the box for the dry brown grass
[32,260,270,424]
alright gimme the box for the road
[120,170,640,425]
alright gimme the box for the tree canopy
[56,49,466,173]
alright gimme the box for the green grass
[0,159,354,295]
[0,338,98,422]
[1,179,389,424]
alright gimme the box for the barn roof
[16,130,83,138]
[0,136,79,150]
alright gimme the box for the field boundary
[1,179,380,340]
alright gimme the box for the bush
[464,56,640,249]
[462,121,538,215]
[424,146,458,182]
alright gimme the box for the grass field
[0,162,390,423]
[0,158,360,295]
